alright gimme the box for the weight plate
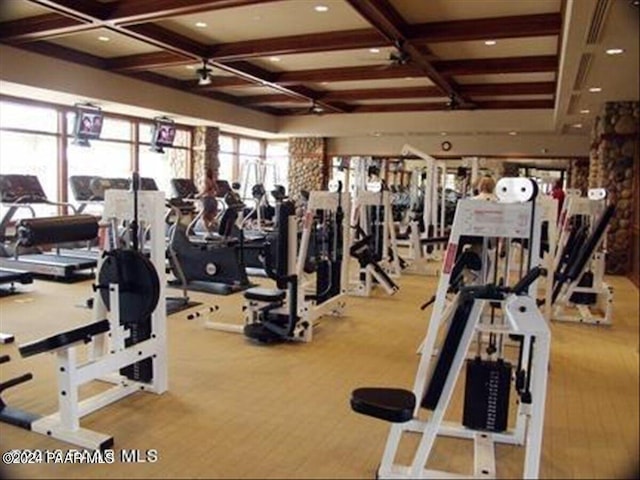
[99,249,160,324]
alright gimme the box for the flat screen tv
[72,106,104,146]
[150,119,176,152]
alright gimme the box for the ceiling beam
[350,99,554,113]
[240,82,556,105]
[436,55,558,76]
[105,0,273,25]
[461,82,556,96]
[269,55,556,85]
[0,14,95,43]
[106,51,194,72]
[18,1,345,113]
[408,13,562,43]
[29,0,108,22]
[124,23,210,59]
[346,0,461,100]
[208,29,385,61]
[275,64,425,84]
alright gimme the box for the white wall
[0,45,278,136]
[327,133,590,158]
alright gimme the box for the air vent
[567,94,581,114]
[586,0,611,44]
[573,53,593,90]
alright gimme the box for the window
[219,135,235,182]
[238,138,262,202]
[0,101,57,132]
[0,131,58,219]
[266,141,289,195]
[139,129,190,198]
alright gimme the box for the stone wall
[569,159,589,194]
[288,137,326,199]
[192,126,220,189]
[590,101,639,274]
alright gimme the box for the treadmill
[0,268,33,293]
[0,174,97,280]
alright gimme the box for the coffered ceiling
[0,0,638,144]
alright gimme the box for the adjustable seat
[243,287,286,303]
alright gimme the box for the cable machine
[349,178,550,479]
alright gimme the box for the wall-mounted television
[150,118,176,153]
[72,105,103,146]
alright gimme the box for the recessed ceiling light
[441,132,448,136]
[484,40,497,46]
[572,123,583,128]
[195,22,207,28]
[98,36,110,42]
[404,77,413,80]
[372,132,381,137]
[314,5,329,12]
[369,48,380,53]
[579,109,590,114]
[185,65,195,70]
[269,57,281,62]
[605,48,624,55]
[588,87,602,93]
[509,131,517,136]
[321,81,329,85]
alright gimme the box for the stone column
[590,101,639,274]
[288,137,326,199]
[192,126,220,188]
[569,159,589,194]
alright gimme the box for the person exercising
[197,167,218,239]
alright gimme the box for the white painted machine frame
[397,145,447,276]
[349,187,401,296]
[376,294,550,479]
[552,188,612,325]
[28,189,168,450]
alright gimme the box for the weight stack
[463,357,512,433]
[569,271,597,305]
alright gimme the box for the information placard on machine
[456,200,532,239]
[103,190,165,223]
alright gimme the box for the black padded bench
[351,388,415,423]
[244,288,286,303]
[19,319,110,358]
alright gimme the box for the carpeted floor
[0,271,637,479]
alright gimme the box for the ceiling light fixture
[580,109,590,114]
[269,57,281,62]
[309,101,325,115]
[195,22,207,28]
[484,40,497,46]
[98,36,110,42]
[369,48,380,53]
[588,87,602,93]
[605,48,624,55]
[509,131,518,136]
[196,59,213,86]
[572,123,583,128]
[314,5,329,12]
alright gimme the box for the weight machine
[0,177,168,449]
[349,181,400,297]
[551,188,614,325]
[350,178,550,479]
[206,185,349,344]
[396,145,448,276]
